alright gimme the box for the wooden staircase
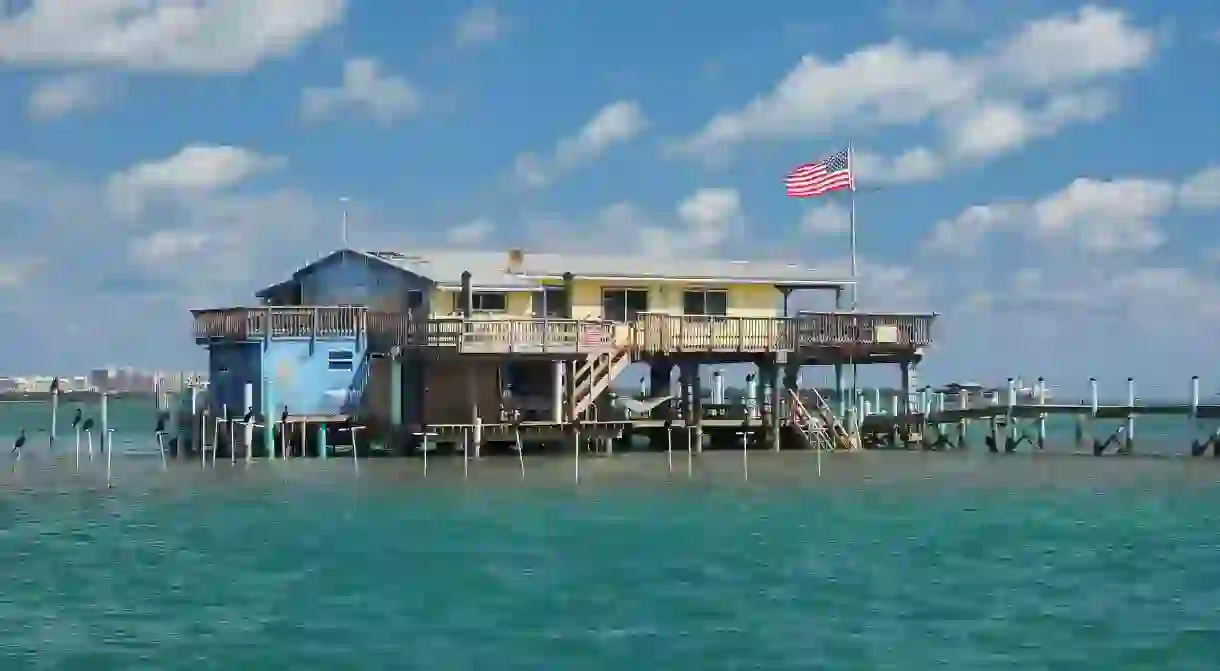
[790,388,859,451]
[570,346,633,420]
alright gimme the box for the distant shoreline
[0,391,156,402]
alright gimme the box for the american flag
[785,148,853,198]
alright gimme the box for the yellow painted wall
[427,290,537,318]
[571,280,783,321]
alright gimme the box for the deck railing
[632,312,935,352]
[633,314,795,353]
[366,314,617,353]
[794,312,935,348]
[195,308,935,351]
[192,306,365,341]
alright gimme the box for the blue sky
[0,1,1218,396]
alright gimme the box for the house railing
[794,312,935,348]
[195,308,935,351]
[192,306,365,340]
[366,314,617,353]
[632,313,795,352]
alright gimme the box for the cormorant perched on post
[154,413,167,435]
[72,408,82,430]
[243,407,255,424]
[82,417,95,433]
[49,377,59,393]
[12,429,26,454]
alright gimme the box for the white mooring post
[100,392,109,455]
[243,383,254,463]
[1088,377,1099,449]
[1005,378,1016,448]
[105,428,115,489]
[572,427,581,484]
[74,423,81,473]
[49,386,59,451]
[1125,377,1136,453]
[666,422,674,476]
[1036,377,1047,450]
[514,428,525,479]
[156,431,167,470]
[739,429,749,482]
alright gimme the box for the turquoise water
[2,400,1220,668]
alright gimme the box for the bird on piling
[49,377,59,394]
[243,407,255,424]
[154,413,167,435]
[72,408,82,430]
[12,429,26,455]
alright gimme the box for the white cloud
[107,144,285,217]
[27,73,112,120]
[925,173,1198,257]
[0,0,346,74]
[801,201,851,235]
[0,256,44,290]
[1179,165,1220,210]
[990,5,1157,89]
[679,6,1157,179]
[301,57,422,125]
[446,218,494,245]
[454,5,509,47]
[514,100,648,188]
[1031,178,1173,253]
[676,188,741,248]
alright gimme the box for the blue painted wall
[296,252,434,312]
[208,343,262,417]
[262,338,370,417]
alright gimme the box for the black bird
[72,408,82,429]
[154,413,167,435]
[12,429,26,454]
[281,406,289,425]
[243,407,255,424]
[49,377,59,394]
[82,417,95,433]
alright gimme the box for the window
[602,289,649,322]
[472,292,508,312]
[328,350,354,371]
[541,287,567,318]
[682,289,728,316]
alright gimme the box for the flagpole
[848,142,859,440]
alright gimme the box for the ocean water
[2,399,1219,669]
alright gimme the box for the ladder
[790,388,859,451]
[570,346,633,419]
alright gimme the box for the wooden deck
[192,307,936,354]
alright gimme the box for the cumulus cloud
[678,6,1158,181]
[0,0,346,73]
[514,100,648,188]
[454,5,509,47]
[921,166,1220,257]
[106,144,285,217]
[301,58,423,125]
[27,73,113,120]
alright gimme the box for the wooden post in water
[1124,377,1136,454]
[1037,377,1047,451]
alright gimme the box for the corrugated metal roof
[360,248,849,285]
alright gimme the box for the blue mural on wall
[262,338,369,417]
